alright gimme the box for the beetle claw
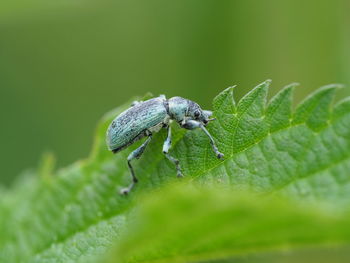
[217,152,224,160]
[120,188,130,195]
[177,172,184,178]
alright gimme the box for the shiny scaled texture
[106,97,168,152]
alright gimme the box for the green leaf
[292,84,341,131]
[266,83,296,132]
[1,81,350,263]
[111,183,350,263]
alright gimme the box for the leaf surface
[1,81,350,263]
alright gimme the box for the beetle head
[187,100,214,125]
[168,97,215,125]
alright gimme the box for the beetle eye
[194,110,201,118]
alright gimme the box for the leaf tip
[292,83,339,129]
[237,80,270,115]
[38,151,56,181]
[255,79,271,92]
[265,82,297,131]
[285,82,299,89]
[265,79,272,85]
[213,85,236,113]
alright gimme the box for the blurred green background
[0,0,349,185]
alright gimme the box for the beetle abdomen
[106,97,168,152]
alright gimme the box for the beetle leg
[163,126,183,177]
[181,119,200,130]
[200,125,224,160]
[120,135,152,195]
[182,119,224,160]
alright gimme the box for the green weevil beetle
[106,95,224,195]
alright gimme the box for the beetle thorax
[168,97,189,122]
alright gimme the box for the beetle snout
[204,117,216,126]
[203,110,213,118]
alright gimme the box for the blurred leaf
[0,0,82,20]
[1,81,350,262]
[111,183,350,263]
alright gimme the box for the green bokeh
[0,0,349,185]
